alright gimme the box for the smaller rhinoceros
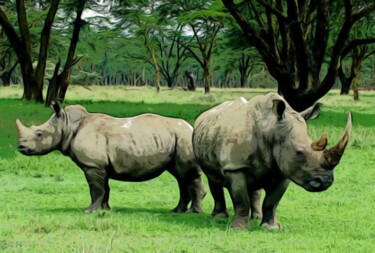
[193,93,352,229]
[16,102,206,213]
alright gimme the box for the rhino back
[193,94,278,175]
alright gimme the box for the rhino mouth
[304,178,332,192]
[18,145,36,156]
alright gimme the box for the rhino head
[16,102,66,156]
[271,100,352,192]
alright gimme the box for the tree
[0,0,60,102]
[0,31,18,86]
[338,18,375,94]
[222,0,375,111]
[46,0,87,105]
[339,44,374,95]
[178,1,229,93]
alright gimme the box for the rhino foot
[230,217,248,229]
[187,207,204,214]
[251,212,262,220]
[261,221,283,230]
[172,206,188,213]
[212,211,229,218]
[84,204,109,214]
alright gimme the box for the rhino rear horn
[311,132,328,151]
[51,101,62,117]
[322,112,352,168]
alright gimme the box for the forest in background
[0,1,374,108]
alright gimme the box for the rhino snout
[17,144,35,156]
[306,174,333,192]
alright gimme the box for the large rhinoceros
[16,102,206,213]
[193,93,352,229]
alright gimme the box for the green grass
[1,86,375,252]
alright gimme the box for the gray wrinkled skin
[16,103,206,213]
[193,93,351,229]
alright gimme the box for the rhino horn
[322,112,352,168]
[311,133,328,151]
[16,119,27,134]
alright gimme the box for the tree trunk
[57,2,85,101]
[203,63,210,94]
[35,0,60,96]
[150,47,160,92]
[184,71,196,91]
[45,60,61,106]
[0,61,18,86]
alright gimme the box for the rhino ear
[272,99,286,120]
[50,101,62,117]
[300,102,322,120]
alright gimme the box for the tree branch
[286,0,309,89]
[256,0,288,21]
[341,38,375,59]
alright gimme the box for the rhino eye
[296,150,304,156]
[35,130,43,138]
[295,149,306,162]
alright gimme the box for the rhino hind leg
[208,180,228,218]
[169,161,206,213]
[225,170,250,229]
[84,168,110,213]
[250,190,262,220]
[186,177,206,213]
[101,181,111,211]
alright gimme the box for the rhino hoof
[172,207,188,213]
[261,222,283,230]
[251,212,263,220]
[187,207,204,214]
[212,211,229,218]
[230,219,248,229]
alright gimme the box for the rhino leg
[171,179,191,213]
[226,170,250,229]
[169,161,205,213]
[208,180,228,218]
[250,190,262,220]
[101,180,111,210]
[186,177,206,213]
[83,168,110,213]
[260,179,289,230]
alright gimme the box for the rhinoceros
[16,102,206,213]
[193,93,352,229]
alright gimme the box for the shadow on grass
[38,206,263,231]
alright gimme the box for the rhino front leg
[83,167,110,213]
[225,170,250,229]
[171,179,191,213]
[261,179,289,230]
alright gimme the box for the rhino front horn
[16,119,26,133]
[322,112,352,168]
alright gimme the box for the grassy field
[0,86,375,252]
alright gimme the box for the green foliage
[1,87,375,252]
